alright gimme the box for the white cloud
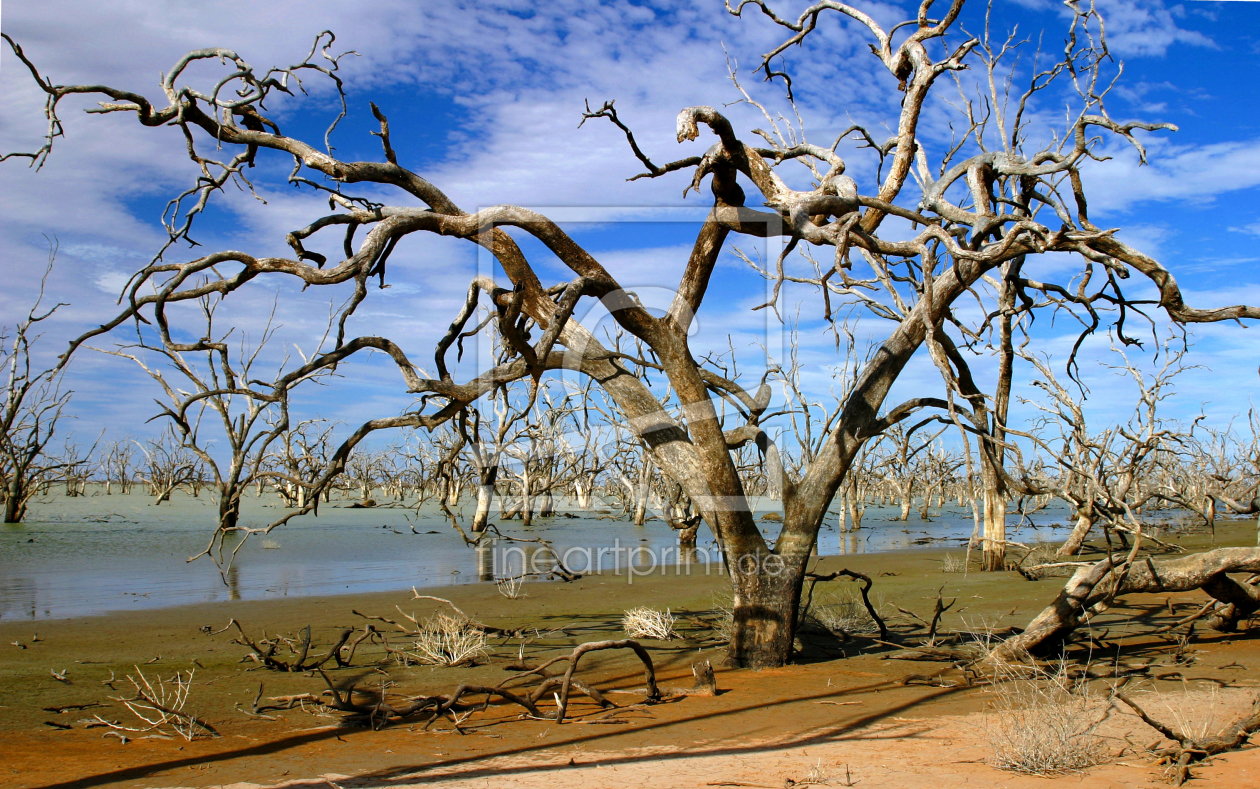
[0,0,1256,447]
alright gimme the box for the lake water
[0,489,1083,620]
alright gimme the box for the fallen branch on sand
[256,639,663,729]
[1117,690,1260,785]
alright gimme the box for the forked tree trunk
[678,521,699,552]
[847,494,865,531]
[573,479,591,509]
[445,477,463,507]
[219,491,240,534]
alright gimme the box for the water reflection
[838,530,867,555]
[226,564,240,601]
[475,543,494,581]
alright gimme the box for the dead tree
[0,255,74,522]
[8,2,1260,667]
[873,423,946,522]
[94,295,326,571]
[136,427,200,504]
[100,438,137,495]
[265,418,337,507]
[459,390,525,532]
[1014,343,1194,557]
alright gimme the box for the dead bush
[622,606,679,640]
[409,612,487,667]
[982,661,1109,775]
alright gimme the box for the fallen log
[994,548,1260,661]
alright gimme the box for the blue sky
[2,0,1259,458]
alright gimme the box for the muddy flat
[3,521,1258,789]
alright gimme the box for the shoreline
[5,510,1249,623]
[1,519,1256,788]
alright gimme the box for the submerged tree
[93,295,327,570]
[0,254,74,523]
[6,0,1260,667]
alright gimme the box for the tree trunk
[1057,505,1094,556]
[678,521,699,552]
[726,559,806,669]
[848,494,865,531]
[520,472,534,527]
[471,466,498,533]
[471,482,495,533]
[968,496,982,549]
[982,486,1006,571]
[632,492,647,526]
[219,489,240,533]
[4,480,25,523]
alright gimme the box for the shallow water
[0,489,1086,620]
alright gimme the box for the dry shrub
[622,606,679,640]
[806,587,878,634]
[940,552,965,573]
[410,612,487,666]
[983,661,1109,775]
[495,574,526,599]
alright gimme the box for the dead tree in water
[460,392,524,532]
[8,1,1260,667]
[94,296,327,572]
[265,418,336,507]
[136,428,200,504]
[1011,344,1193,558]
[0,256,73,523]
[101,438,138,495]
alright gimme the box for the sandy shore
[3,520,1257,789]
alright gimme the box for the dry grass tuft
[983,661,1109,775]
[622,606,679,640]
[709,594,735,642]
[940,552,965,573]
[495,574,526,599]
[410,612,488,666]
